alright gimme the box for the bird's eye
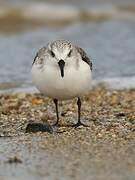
[50,50,55,57]
[67,50,72,57]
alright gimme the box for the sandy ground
[0,87,135,179]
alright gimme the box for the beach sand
[0,86,135,179]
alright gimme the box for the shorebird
[31,40,92,127]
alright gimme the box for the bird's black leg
[72,97,89,128]
[53,99,60,127]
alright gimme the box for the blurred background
[0,0,135,93]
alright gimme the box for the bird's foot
[52,122,61,128]
[72,121,89,128]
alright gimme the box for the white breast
[32,61,92,100]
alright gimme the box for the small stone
[6,156,22,164]
[25,122,53,134]
[17,93,26,99]
[116,112,126,117]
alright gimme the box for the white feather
[32,60,92,100]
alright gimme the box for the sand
[0,87,135,179]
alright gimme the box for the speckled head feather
[49,40,72,56]
[50,40,72,50]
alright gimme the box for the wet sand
[0,87,135,179]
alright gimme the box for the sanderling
[31,39,92,127]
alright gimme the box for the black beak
[58,60,65,78]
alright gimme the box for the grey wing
[32,47,47,66]
[76,46,92,71]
